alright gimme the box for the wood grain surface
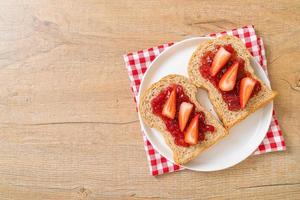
[0,0,299,199]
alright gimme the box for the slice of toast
[139,74,228,165]
[188,35,277,129]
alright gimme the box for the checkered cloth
[123,25,286,176]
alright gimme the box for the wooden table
[0,1,299,199]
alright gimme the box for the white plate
[137,37,273,171]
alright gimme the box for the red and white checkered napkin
[123,25,286,176]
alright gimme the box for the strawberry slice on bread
[184,114,199,145]
[239,77,257,109]
[162,88,176,119]
[218,61,239,92]
[210,47,231,76]
[178,102,193,131]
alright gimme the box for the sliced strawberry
[239,77,257,109]
[184,114,199,145]
[179,102,194,132]
[210,47,231,76]
[218,61,239,91]
[162,88,176,119]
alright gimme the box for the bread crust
[139,74,228,165]
[188,35,277,129]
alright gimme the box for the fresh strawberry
[239,77,257,109]
[179,102,194,132]
[162,88,176,119]
[210,47,231,76]
[184,114,199,145]
[218,61,239,91]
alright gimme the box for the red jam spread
[199,44,261,111]
[151,84,215,147]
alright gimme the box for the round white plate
[137,37,273,171]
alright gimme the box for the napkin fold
[124,25,286,176]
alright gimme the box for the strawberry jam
[151,84,215,147]
[199,44,261,111]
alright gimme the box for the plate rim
[137,37,273,171]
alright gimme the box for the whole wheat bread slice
[188,35,277,129]
[139,74,228,165]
